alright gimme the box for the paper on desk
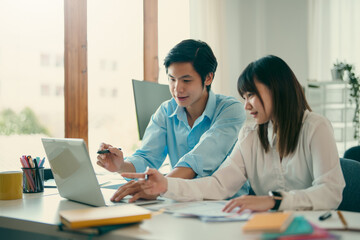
[153,201,252,222]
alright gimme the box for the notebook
[41,137,162,207]
[304,210,360,232]
[242,212,294,233]
[59,204,152,229]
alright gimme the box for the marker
[319,211,332,221]
[97,148,122,154]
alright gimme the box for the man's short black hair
[164,39,217,91]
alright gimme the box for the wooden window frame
[64,0,88,145]
[64,0,158,146]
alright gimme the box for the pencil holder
[22,167,44,193]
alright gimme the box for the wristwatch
[269,191,283,210]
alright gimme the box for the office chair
[343,146,360,162]
[337,158,360,212]
[132,79,172,140]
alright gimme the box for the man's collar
[203,90,216,120]
[169,90,216,122]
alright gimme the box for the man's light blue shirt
[126,90,246,178]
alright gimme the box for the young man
[97,39,247,202]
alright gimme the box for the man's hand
[96,142,125,172]
[110,180,158,203]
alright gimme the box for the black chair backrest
[337,158,360,212]
[343,146,360,162]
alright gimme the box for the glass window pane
[88,1,190,173]
[87,0,144,172]
[0,0,64,171]
[158,0,190,84]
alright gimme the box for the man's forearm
[166,167,196,179]
[118,161,136,173]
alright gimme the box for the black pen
[319,211,332,221]
[97,148,122,154]
[34,159,44,191]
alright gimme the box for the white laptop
[41,137,161,207]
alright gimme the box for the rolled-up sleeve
[126,104,169,173]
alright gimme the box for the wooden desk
[1,188,360,240]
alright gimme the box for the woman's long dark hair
[238,55,311,157]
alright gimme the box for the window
[87,0,144,172]
[0,0,191,173]
[158,0,190,84]
[0,0,64,171]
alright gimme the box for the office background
[0,0,359,172]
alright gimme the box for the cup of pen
[22,167,44,193]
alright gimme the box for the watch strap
[270,191,282,210]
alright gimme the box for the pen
[97,148,122,154]
[34,158,44,191]
[319,211,332,221]
[337,210,348,229]
[144,166,149,180]
[39,157,45,167]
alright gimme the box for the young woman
[122,55,345,212]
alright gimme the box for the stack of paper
[147,201,251,222]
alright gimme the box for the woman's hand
[96,142,124,172]
[110,180,158,203]
[223,195,275,213]
[121,168,168,196]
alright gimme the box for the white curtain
[189,0,310,96]
[189,0,232,96]
[189,0,360,89]
[308,0,360,81]
[189,0,267,98]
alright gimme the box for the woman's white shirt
[164,110,345,210]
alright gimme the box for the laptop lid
[41,138,107,207]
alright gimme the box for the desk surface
[1,188,360,240]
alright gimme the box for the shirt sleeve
[163,140,248,201]
[279,118,345,210]
[125,104,168,173]
[174,100,246,177]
